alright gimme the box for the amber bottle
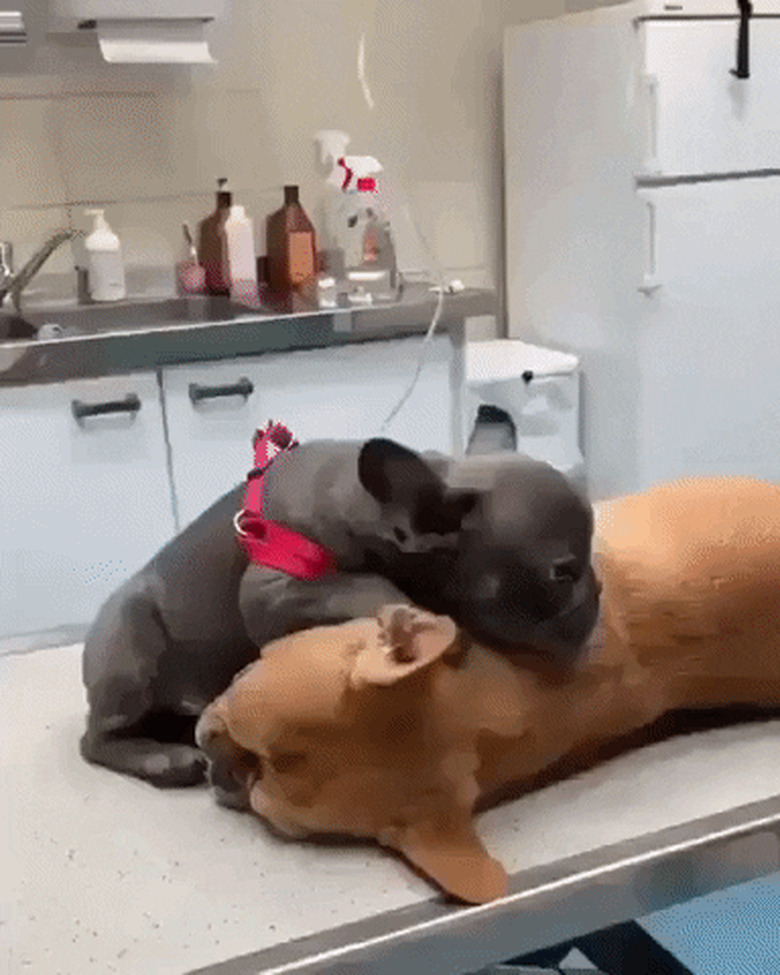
[197,178,233,296]
[266,185,317,295]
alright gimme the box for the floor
[641,872,780,975]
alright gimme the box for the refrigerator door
[642,16,780,176]
[637,176,780,487]
[504,7,648,498]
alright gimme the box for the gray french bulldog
[80,437,600,789]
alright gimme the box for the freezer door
[637,177,780,487]
[642,16,780,176]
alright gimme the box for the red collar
[234,423,338,580]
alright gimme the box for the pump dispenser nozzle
[316,130,351,167]
[85,209,110,234]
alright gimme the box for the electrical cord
[379,282,445,434]
[354,22,451,435]
[379,199,448,434]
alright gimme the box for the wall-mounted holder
[49,0,226,64]
[0,10,26,44]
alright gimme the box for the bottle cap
[216,177,233,207]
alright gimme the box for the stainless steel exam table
[3,643,778,975]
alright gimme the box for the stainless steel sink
[21,295,256,339]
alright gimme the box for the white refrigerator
[504,0,780,499]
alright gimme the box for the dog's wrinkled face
[357,440,600,662]
[196,606,510,904]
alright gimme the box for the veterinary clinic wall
[0,0,628,337]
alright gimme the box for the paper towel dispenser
[50,0,226,63]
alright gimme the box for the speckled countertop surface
[3,644,779,975]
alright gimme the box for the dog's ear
[358,438,439,506]
[350,604,458,688]
[358,438,478,536]
[392,813,508,904]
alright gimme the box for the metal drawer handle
[71,393,142,422]
[188,377,254,404]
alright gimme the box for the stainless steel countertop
[0,286,495,387]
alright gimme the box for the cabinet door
[252,335,454,451]
[643,18,780,176]
[164,336,454,529]
[0,373,174,638]
[163,359,265,529]
[637,178,780,487]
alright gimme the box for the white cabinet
[642,18,780,176]
[163,335,455,530]
[0,372,175,638]
[0,333,457,638]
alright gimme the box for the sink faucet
[0,228,85,313]
[0,242,12,292]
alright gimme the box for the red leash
[234,422,338,580]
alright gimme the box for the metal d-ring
[233,509,249,537]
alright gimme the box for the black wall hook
[732,0,753,79]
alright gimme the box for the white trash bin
[464,339,586,490]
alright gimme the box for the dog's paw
[206,752,257,811]
[213,783,252,812]
[141,745,208,788]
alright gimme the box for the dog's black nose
[550,554,581,584]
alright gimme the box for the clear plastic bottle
[176,223,207,296]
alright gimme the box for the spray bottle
[315,130,398,303]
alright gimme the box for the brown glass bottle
[197,178,232,296]
[266,185,317,295]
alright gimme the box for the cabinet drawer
[0,373,174,638]
[163,336,455,529]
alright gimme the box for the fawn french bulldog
[196,476,780,903]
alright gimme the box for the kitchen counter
[3,643,778,975]
[0,285,496,387]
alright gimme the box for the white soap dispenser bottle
[84,209,126,302]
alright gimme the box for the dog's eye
[479,572,502,600]
[550,556,579,583]
[270,751,307,774]
[393,526,408,543]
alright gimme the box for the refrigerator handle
[638,198,661,296]
[641,73,660,176]
[731,0,752,80]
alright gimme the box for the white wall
[0,0,628,337]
